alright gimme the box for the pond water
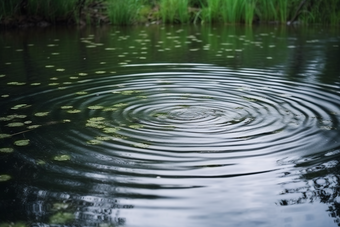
[0,24,340,227]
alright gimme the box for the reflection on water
[0,25,340,227]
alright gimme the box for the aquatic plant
[0,174,11,182]
[160,0,189,23]
[0,148,14,153]
[14,139,30,146]
[54,155,71,161]
[107,0,142,25]
[49,211,74,224]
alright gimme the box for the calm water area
[0,24,340,227]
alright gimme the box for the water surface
[0,25,340,227]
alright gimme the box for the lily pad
[75,91,88,95]
[34,112,49,117]
[54,155,71,161]
[0,134,11,139]
[49,212,74,224]
[7,122,24,127]
[14,139,30,146]
[102,107,117,112]
[7,82,26,86]
[113,103,128,108]
[129,124,143,129]
[0,148,14,153]
[133,143,149,149]
[61,106,73,109]
[88,105,104,110]
[36,159,46,165]
[0,174,11,182]
[103,127,119,133]
[87,140,102,145]
[95,136,111,141]
[67,109,81,114]
[11,104,30,110]
[27,125,41,129]
[52,203,69,211]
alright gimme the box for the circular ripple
[2,63,340,179]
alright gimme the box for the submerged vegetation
[0,0,340,27]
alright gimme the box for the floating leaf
[54,155,71,161]
[7,122,24,127]
[1,94,9,98]
[87,140,102,145]
[0,134,11,139]
[0,148,14,153]
[95,71,106,74]
[34,112,49,117]
[78,73,88,76]
[102,107,117,112]
[49,212,74,224]
[45,65,55,68]
[56,69,65,72]
[0,174,11,182]
[113,103,128,108]
[103,127,119,133]
[67,109,81,113]
[31,83,41,86]
[133,143,149,148]
[61,106,73,109]
[7,82,26,86]
[88,105,104,110]
[14,139,30,146]
[121,90,140,95]
[95,136,111,141]
[36,159,46,165]
[52,203,69,211]
[75,91,87,95]
[11,104,30,110]
[63,119,71,123]
[27,125,41,129]
[129,124,143,129]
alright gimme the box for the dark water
[0,25,340,227]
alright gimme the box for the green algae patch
[0,174,11,182]
[49,212,74,224]
[14,139,30,146]
[54,155,71,161]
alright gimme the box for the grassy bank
[1,0,340,27]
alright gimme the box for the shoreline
[1,0,339,29]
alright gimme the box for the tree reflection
[0,157,133,226]
[278,155,340,226]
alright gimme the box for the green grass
[1,0,340,26]
[107,0,143,25]
[160,0,189,23]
